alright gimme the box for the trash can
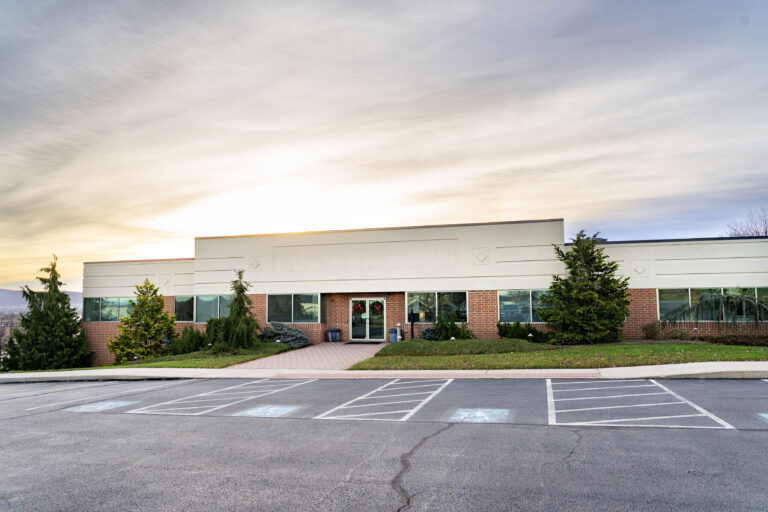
[327,328,340,343]
[388,328,398,343]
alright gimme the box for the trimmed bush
[642,322,660,340]
[171,327,205,355]
[420,312,474,341]
[693,334,768,347]
[261,322,310,348]
[497,321,548,342]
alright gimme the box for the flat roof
[83,257,195,265]
[566,235,768,246]
[195,218,565,240]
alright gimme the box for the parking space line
[385,383,449,391]
[547,379,735,429]
[554,392,668,401]
[551,379,647,386]
[576,414,705,425]
[127,379,316,416]
[24,381,198,411]
[315,378,453,421]
[553,384,656,392]
[557,402,684,413]
[649,379,735,429]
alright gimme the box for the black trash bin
[327,328,341,343]
[388,328,398,343]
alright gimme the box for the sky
[1,0,767,291]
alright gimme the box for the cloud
[1,0,767,288]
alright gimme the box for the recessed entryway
[350,298,386,341]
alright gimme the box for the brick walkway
[228,342,385,370]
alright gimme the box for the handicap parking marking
[450,408,510,423]
[126,379,316,416]
[234,405,302,418]
[546,379,735,430]
[758,413,768,423]
[314,378,453,422]
[67,400,138,412]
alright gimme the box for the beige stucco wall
[192,219,566,295]
[82,259,195,298]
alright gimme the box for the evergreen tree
[2,256,91,371]
[107,279,177,363]
[539,231,630,344]
[208,270,260,352]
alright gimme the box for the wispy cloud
[1,0,766,288]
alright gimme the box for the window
[175,296,194,322]
[267,294,321,323]
[320,294,328,323]
[101,297,119,321]
[293,294,319,323]
[499,290,531,323]
[83,298,101,322]
[725,288,755,322]
[758,288,768,306]
[531,290,546,322]
[407,292,436,322]
[195,295,219,323]
[118,298,133,320]
[658,289,689,321]
[690,288,724,321]
[406,292,467,322]
[219,295,234,318]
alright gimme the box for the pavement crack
[391,423,453,512]
[563,429,583,461]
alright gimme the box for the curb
[1,362,767,383]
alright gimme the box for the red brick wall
[467,290,499,339]
[82,322,119,366]
[623,289,658,338]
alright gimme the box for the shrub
[202,271,261,353]
[260,322,310,348]
[538,231,630,345]
[693,334,768,347]
[497,321,548,342]
[642,322,660,340]
[171,327,205,355]
[419,312,474,341]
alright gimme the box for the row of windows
[498,290,547,323]
[267,294,325,323]
[175,295,234,323]
[83,296,233,323]
[83,297,134,322]
[406,292,468,322]
[658,288,768,322]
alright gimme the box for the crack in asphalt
[391,423,453,512]
[564,429,583,461]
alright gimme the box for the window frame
[496,290,547,324]
[174,295,195,323]
[657,288,763,322]
[404,291,469,324]
[266,293,322,324]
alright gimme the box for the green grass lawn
[350,338,768,370]
[97,343,292,369]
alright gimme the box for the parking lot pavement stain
[66,400,138,412]
[449,408,510,423]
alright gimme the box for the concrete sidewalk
[229,342,385,370]
[1,361,767,383]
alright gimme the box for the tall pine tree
[108,279,177,363]
[539,231,630,344]
[2,256,91,371]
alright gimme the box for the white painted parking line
[551,379,647,386]
[315,378,453,421]
[547,379,735,429]
[127,379,316,416]
[553,384,656,392]
[25,381,197,411]
[67,400,138,412]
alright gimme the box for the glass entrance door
[350,298,386,340]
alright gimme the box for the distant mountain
[0,289,82,312]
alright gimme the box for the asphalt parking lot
[1,378,767,511]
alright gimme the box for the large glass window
[118,298,134,320]
[437,292,468,322]
[195,295,219,323]
[293,294,319,323]
[407,292,436,323]
[658,289,689,321]
[758,288,768,306]
[725,288,755,322]
[268,295,293,323]
[499,290,531,323]
[83,298,101,322]
[690,288,724,321]
[219,295,234,318]
[531,290,546,322]
[101,297,119,321]
[175,296,194,322]
[320,294,328,323]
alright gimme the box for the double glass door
[350,298,385,340]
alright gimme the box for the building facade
[82,219,768,365]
